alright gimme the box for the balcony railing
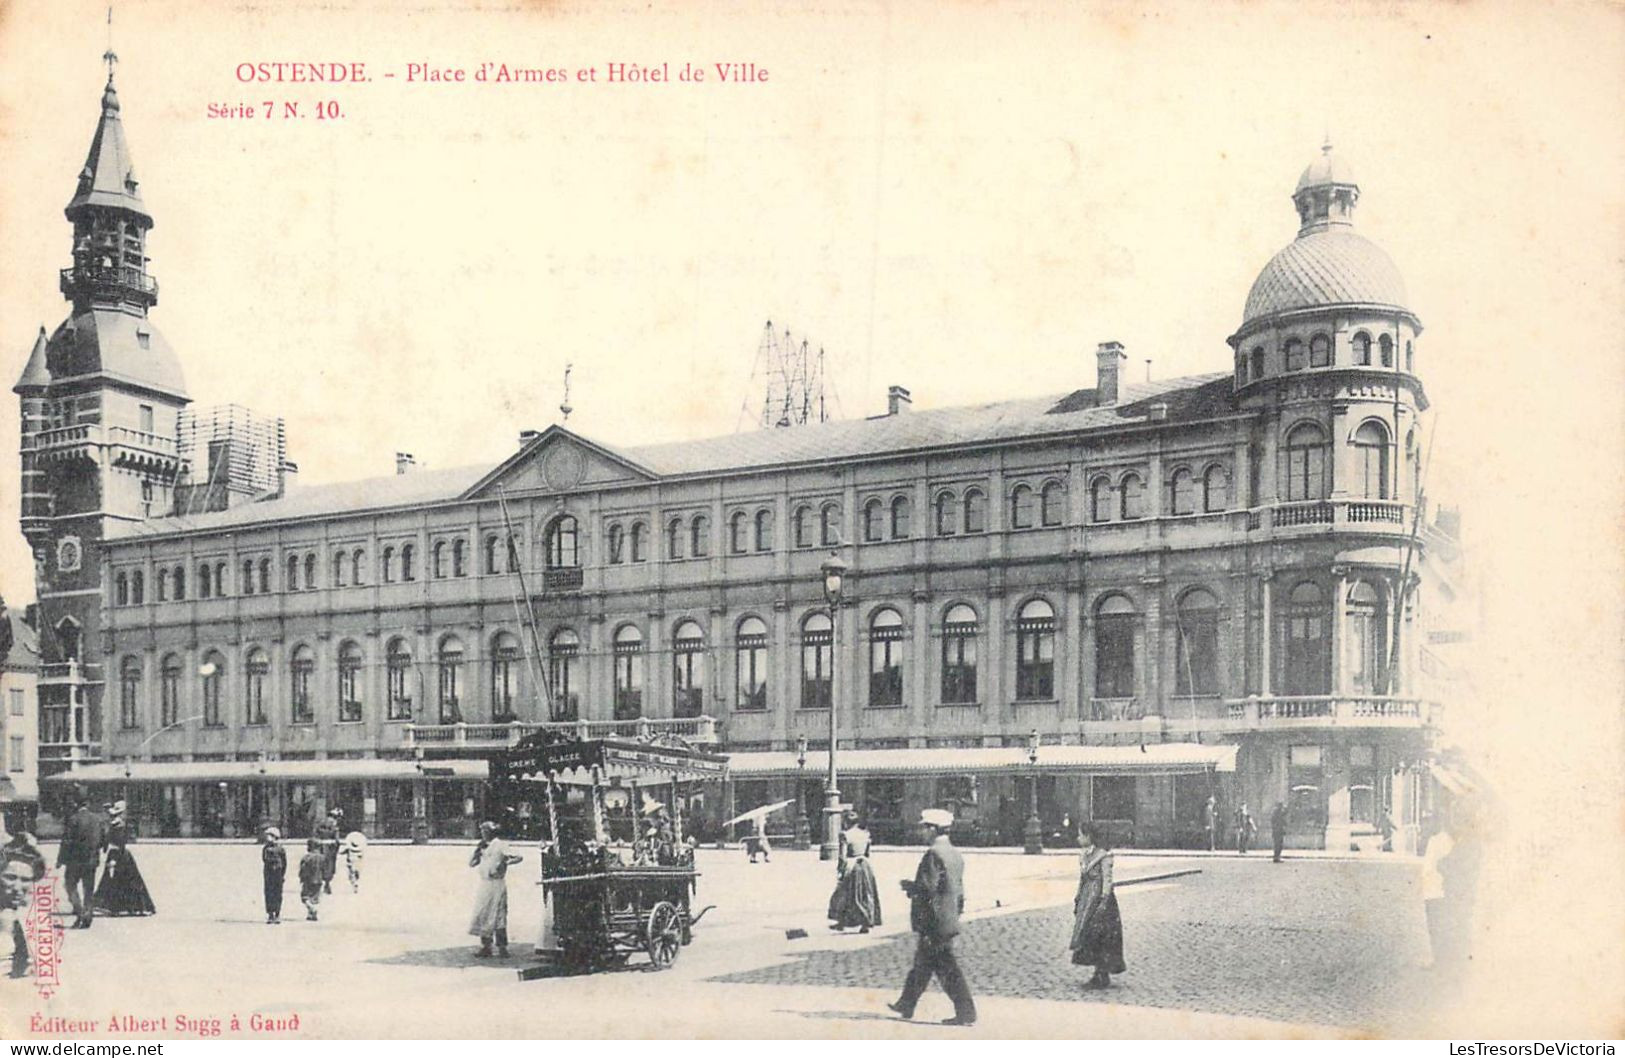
[1086,697,1142,721]
[1273,501,1335,527]
[1252,500,1413,532]
[60,265,159,303]
[1223,695,1433,727]
[1347,501,1405,524]
[106,426,179,454]
[39,661,104,685]
[404,714,719,749]
[543,567,585,592]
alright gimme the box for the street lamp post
[1023,728,1043,855]
[819,552,848,862]
[793,735,810,850]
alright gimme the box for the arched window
[791,506,811,549]
[735,616,769,712]
[1353,332,1372,366]
[1089,477,1112,523]
[801,611,833,710]
[55,618,80,662]
[672,620,706,718]
[1407,429,1421,502]
[667,518,685,560]
[1281,581,1331,695]
[338,641,363,722]
[290,645,315,723]
[245,648,269,725]
[302,553,316,589]
[1250,346,1265,380]
[506,533,522,573]
[386,638,413,720]
[753,510,773,552]
[1284,337,1306,371]
[400,543,415,582]
[546,516,579,568]
[548,629,580,720]
[629,522,647,563]
[173,565,186,601]
[160,654,181,727]
[332,552,347,588]
[690,514,709,558]
[1353,421,1390,499]
[819,503,841,547]
[1203,465,1231,512]
[862,498,884,543]
[1236,352,1247,386]
[728,512,746,555]
[258,558,270,594]
[157,567,169,602]
[891,495,912,539]
[1174,589,1220,695]
[868,608,905,707]
[1040,482,1064,527]
[284,555,298,591]
[1405,339,1415,373]
[1378,334,1394,367]
[1119,473,1144,520]
[201,650,225,726]
[1309,333,1331,368]
[608,524,626,564]
[452,538,468,577]
[116,572,128,607]
[935,491,958,536]
[1346,581,1389,695]
[484,535,499,575]
[437,635,465,723]
[198,563,213,600]
[241,559,255,595]
[963,489,986,534]
[215,561,227,596]
[1010,484,1035,529]
[382,546,396,584]
[613,625,644,720]
[1015,599,1055,700]
[941,604,979,705]
[351,548,366,586]
[1285,423,1329,502]
[131,570,144,605]
[490,632,521,721]
[432,540,446,578]
[1170,468,1197,516]
[118,656,141,730]
[1094,594,1137,700]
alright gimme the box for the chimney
[1147,402,1168,422]
[519,429,543,448]
[887,385,913,416]
[1096,341,1127,404]
[395,452,415,475]
[278,459,300,495]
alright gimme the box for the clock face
[57,536,82,573]
[542,445,587,491]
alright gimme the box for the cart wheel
[645,901,682,970]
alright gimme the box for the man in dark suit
[57,790,108,929]
[1270,801,1288,862]
[888,808,977,1026]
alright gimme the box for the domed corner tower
[12,66,190,782]
[1229,140,1428,519]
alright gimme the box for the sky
[1,0,1623,1030]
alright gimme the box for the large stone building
[15,70,1466,850]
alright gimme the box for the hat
[919,808,954,829]
[110,800,127,817]
[640,797,667,817]
[263,827,282,842]
[479,820,499,834]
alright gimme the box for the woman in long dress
[1068,822,1125,988]
[93,801,156,917]
[468,821,524,958]
[827,810,882,932]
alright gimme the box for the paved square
[6,843,1447,1038]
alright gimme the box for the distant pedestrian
[261,828,287,924]
[888,808,976,1027]
[342,831,367,894]
[94,801,155,917]
[744,814,772,864]
[1233,803,1257,855]
[828,808,882,933]
[1203,796,1219,851]
[315,809,342,895]
[1069,822,1126,989]
[469,820,524,958]
[1270,802,1288,863]
[298,838,323,921]
[57,790,108,929]
[1419,815,1454,968]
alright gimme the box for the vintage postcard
[1,0,1621,1043]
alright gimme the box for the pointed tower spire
[14,327,51,393]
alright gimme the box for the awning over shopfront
[725,742,1238,778]
[42,759,490,784]
[1427,760,1479,796]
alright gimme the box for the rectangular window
[736,638,768,712]
[139,404,154,433]
[8,736,22,772]
[868,636,903,707]
[1287,743,1326,830]
[1015,622,1055,700]
[1094,617,1136,698]
[801,635,832,709]
[1174,613,1219,695]
[940,627,978,705]
[8,689,21,716]
[1349,744,1377,826]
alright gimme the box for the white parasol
[724,799,795,828]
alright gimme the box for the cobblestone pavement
[710,854,1441,1032]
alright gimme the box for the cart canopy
[495,733,728,786]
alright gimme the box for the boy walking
[298,838,323,921]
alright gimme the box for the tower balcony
[1251,499,1410,533]
[25,423,180,476]
[60,264,159,307]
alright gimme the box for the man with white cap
[260,827,287,924]
[889,807,977,1026]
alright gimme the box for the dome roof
[1241,230,1408,328]
[1295,142,1357,193]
